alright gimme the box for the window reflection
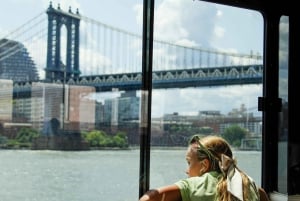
[0,1,142,201]
[278,15,289,194]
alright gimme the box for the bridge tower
[45,2,81,81]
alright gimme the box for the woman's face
[185,145,206,177]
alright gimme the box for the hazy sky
[0,0,263,52]
[0,0,264,117]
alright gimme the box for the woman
[139,135,268,201]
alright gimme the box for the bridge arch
[45,2,81,81]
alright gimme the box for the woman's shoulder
[176,171,221,188]
[175,172,220,201]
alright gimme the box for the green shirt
[175,171,260,201]
[175,171,220,201]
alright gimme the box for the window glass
[278,15,288,194]
[0,1,142,201]
[151,0,263,188]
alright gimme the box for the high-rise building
[103,91,140,125]
[0,38,39,81]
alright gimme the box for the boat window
[0,1,143,201]
[150,0,264,188]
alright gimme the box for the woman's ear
[199,159,211,175]
[202,158,210,172]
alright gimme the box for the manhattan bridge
[0,2,263,92]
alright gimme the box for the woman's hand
[139,184,182,201]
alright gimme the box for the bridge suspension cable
[0,10,46,40]
[0,10,48,67]
[0,8,263,80]
[79,14,262,76]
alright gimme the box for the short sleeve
[175,172,219,201]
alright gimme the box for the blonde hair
[189,135,258,201]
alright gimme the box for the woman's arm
[139,184,182,201]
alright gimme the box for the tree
[82,130,128,148]
[112,131,129,148]
[84,130,108,147]
[222,125,247,147]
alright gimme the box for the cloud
[151,85,262,117]
[133,0,219,48]
[279,16,289,70]
[133,4,143,26]
[213,25,225,39]
[154,0,218,48]
[278,16,289,100]
[216,9,223,17]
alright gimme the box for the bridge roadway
[13,64,263,93]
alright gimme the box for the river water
[0,149,261,201]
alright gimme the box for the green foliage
[0,127,41,149]
[84,130,107,147]
[222,125,247,147]
[82,130,128,148]
[6,140,19,148]
[16,127,40,143]
[112,131,129,148]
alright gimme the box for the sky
[0,0,263,53]
[0,0,265,117]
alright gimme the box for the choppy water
[0,149,261,201]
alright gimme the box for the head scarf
[219,154,244,201]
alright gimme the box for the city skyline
[0,0,264,117]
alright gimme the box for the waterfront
[0,149,261,201]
